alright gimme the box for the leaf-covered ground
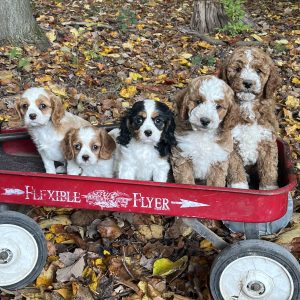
[0,0,299,299]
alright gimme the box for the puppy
[15,87,90,174]
[222,47,281,189]
[61,126,116,177]
[174,75,237,187]
[115,99,176,182]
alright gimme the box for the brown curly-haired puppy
[172,75,238,187]
[222,47,281,190]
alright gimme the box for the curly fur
[221,47,280,189]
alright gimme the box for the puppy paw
[259,185,279,190]
[56,165,67,174]
[229,182,249,189]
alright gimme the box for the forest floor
[0,0,299,299]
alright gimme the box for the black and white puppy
[115,99,176,182]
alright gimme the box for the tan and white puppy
[15,87,90,174]
[174,75,237,187]
[61,126,116,177]
[222,47,281,190]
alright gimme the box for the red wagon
[0,128,299,299]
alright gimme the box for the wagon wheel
[210,239,300,300]
[0,211,47,290]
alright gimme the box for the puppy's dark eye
[74,143,81,150]
[236,67,242,73]
[196,100,201,105]
[256,68,262,74]
[92,145,99,151]
[154,117,163,125]
[216,104,222,110]
[39,103,47,110]
[135,116,143,125]
[21,104,28,109]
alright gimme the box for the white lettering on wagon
[25,185,81,203]
[171,199,209,208]
[85,190,131,208]
[132,193,170,211]
[2,188,25,196]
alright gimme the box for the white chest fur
[29,123,64,162]
[232,123,273,166]
[177,131,229,180]
[117,140,169,182]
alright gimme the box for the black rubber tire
[0,211,47,290]
[210,239,300,300]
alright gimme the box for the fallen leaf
[56,256,86,282]
[153,256,188,276]
[120,86,137,98]
[39,215,72,229]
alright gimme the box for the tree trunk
[190,0,229,34]
[0,0,49,49]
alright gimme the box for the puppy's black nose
[82,155,89,161]
[144,130,152,137]
[29,113,37,120]
[243,80,253,89]
[200,117,211,127]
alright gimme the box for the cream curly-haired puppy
[173,75,238,187]
[222,47,281,190]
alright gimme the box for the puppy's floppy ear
[61,128,77,160]
[116,112,132,146]
[221,86,239,131]
[263,59,281,99]
[48,92,65,127]
[99,129,116,160]
[14,98,24,121]
[157,113,177,157]
[175,87,189,121]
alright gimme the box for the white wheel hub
[219,255,294,300]
[0,224,39,286]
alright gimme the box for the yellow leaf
[56,288,72,300]
[120,86,137,98]
[45,233,54,240]
[110,31,119,38]
[39,215,72,229]
[178,58,191,67]
[197,40,213,49]
[292,77,300,84]
[285,95,299,108]
[200,239,213,251]
[70,28,79,38]
[107,53,120,58]
[82,267,98,292]
[36,263,56,287]
[295,38,300,45]
[35,75,52,83]
[180,52,193,59]
[137,24,145,30]
[122,101,130,108]
[275,39,289,45]
[153,256,188,276]
[46,30,56,42]
[199,66,209,74]
[48,84,67,97]
[54,234,75,244]
[293,30,300,35]
[129,72,143,81]
[122,41,134,50]
[251,34,264,42]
